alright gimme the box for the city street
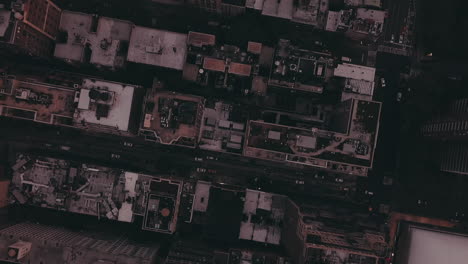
[0,118,365,204]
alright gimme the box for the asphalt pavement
[0,117,367,205]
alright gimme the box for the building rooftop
[140,90,204,147]
[0,222,159,263]
[199,101,247,153]
[23,0,61,39]
[54,11,92,62]
[269,39,334,93]
[247,41,263,54]
[325,8,385,36]
[244,99,381,175]
[284,198,388,264]
[261,0,293,20]
[193,181,211,212]
[127,26,187,70]
[184,33,265,90]
[356,8,385,24]
[203,57,226,72]
[239,189,286,245]
[141,177,182,234]
[334,63,376,98]
[245,0,265,10]
[74,78,137,132]
[54,11,133,67]
[345,0,381,7]
[291,0,329,26]
[325,11,340,31]
[395,223,468,264]
[0,78,76,124]
[187,31,216,47]
[334,63,375,82]
[10,154,181,234]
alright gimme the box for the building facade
[0,222,159,264]
[0,0,61,57]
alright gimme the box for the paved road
[382,0,412,43]
[0,118,366,204]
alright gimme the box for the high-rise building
[422,98,468,174]
[281,198,388,264]
[0,222,159,264]
[0,0,62,57]
[422,98,468,140]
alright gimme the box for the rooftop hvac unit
[99,91,110,101]
[73,83,80,89]
[89,89,100,100]
[8,241,31,260]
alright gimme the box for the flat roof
[90,17,133,66]
[0,79,76,124]
[229,62,252,76]
[291,0,326,25]
[239,189,285,245]
[54,11,92,62]
[54,11,133,67]
[247,41,263,54]
[261,0,293,20]
[199,101,247,153]
[245,0,265,10]
[187,31,216,47]
[74,78,135,131]
[334,63,376,82]
[364,0,381,7]
[0,10,11,37]
[203,57,226,73]
[10,154,178,234]
[345,79,375,96]
[193,181,211,212]
[356,8,385,23]
[397,225,468,264]
[269,40,333,93]
[141,91,204,145]
[325,11,340,31]
[127,26,187,70]
[244,99,381,171]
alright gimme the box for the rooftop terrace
[0,78,75,124]
[10,154,182,234]
[184,32,263,89]
[199,101,247,153]
[269,39,334,94]
[244,99,381,175]
[140,90,204,147]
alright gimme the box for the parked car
[206,156,217,160]
[380,78,386,88]
[335,178,344,183]
[196,168,206,173]
[111,153,120,159]
[195,157,203,162]
[295,180,305,185]
[123,142,133,147]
